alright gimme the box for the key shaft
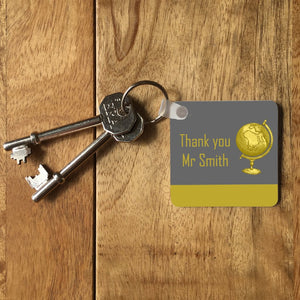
[28,93,137,201]
[3,116,102,151]
[32,131,111,202]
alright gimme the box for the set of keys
[3,81,171,202]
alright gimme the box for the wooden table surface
[0,0,298,299]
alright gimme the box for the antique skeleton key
[3,93,136,164]
[26,93,139,202]
[4,81,173,202]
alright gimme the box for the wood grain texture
[96,1,292,299]
[293,0,300,299]
[0,0,6,298]
[6,1,94,298]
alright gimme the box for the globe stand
[242,159,261,175]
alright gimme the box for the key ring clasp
[121,80,169,125]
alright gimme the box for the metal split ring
[121,80,169,124]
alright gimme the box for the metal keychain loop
[121,80,169,124]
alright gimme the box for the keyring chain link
[121,80,169,125]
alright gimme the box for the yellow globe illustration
[236,123,270,156]
[236,120,273,175]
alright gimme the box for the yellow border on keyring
[171,184,278,207]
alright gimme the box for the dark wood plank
[0,0,6,297]
[96,0,293,299]
[6,1,95,298]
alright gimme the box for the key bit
[25,164,51,190]
[11,145,32,164]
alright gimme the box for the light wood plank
[293,0,300,299]
[96,1,293,299]
[6,1,95,298]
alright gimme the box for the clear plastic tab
[158,99,188,120]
